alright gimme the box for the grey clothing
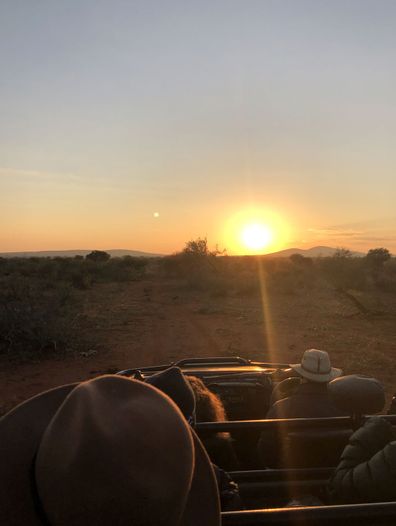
[329,417,396,503]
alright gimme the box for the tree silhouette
[366,248,391,268]
[86,250,111,262]
[334,247,352,259]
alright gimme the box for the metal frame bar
[230,468,334,483]
[116,356,291,376]
[221,502,396,525]
[195,415,396,433]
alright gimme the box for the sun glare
[241,223,272,251]
[223,207,290,255]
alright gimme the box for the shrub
[0,277,83,358]
[101,257,148,282]
[0,255,148,289]
[160,238,224,288]
[319,254,367,291]
[86,250,111,262]
[289,253,313,267]
[366,247,391,268]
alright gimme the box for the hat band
[301,363,331,376]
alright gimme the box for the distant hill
[0,249,162,258]
[264,246,365,258]
[0,245,366,259]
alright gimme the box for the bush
[0,255,148,289]
[86,250,111,262]
[160,237,224,286]
[366,248,391,268]
[101,257,148,282]
[319,255,367,291]
[0,277,83,358]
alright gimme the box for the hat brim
[0,383,78,525]
[180,430,220,526]
[0,379,220,526]
[291,364,342,383]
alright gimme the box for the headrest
[328,375,385,414]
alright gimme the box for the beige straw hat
[291,349,342,383]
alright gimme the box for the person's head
[187,376,239,471]
[145,366,196,425]
[0,375,220,526]
[187,376,227,423]
[291,349,342,383]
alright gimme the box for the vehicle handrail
[174,356,250,366]
[195,415,396,433]
[229,467,334,482]
[116,364,174,376]
[250,361,292,369]
[115,356,293,376]
[222,501,396,525]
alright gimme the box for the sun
[223,207,290,255]
[241,223,272,251]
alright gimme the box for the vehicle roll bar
[230,467,334,483]
[175,356,250,366]
[221,501,396,525]
[115,356,292,376]
[195,415,396,433]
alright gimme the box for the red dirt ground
[2,275,396,415]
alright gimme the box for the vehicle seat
[258,427,352,469]
[258,375,385,469]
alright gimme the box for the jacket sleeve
[329,417,396,503]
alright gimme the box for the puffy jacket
[329,417,396,503]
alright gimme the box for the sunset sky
[1,1,396,255]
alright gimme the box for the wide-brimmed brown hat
[0,375,220,525]
[291,349,342,383]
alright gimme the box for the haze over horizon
[1,1,396,255]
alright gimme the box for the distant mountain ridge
[0,249,162,258]
[0,245,365,259]
[264,246,365,257]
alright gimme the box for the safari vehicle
[118,356,396,526]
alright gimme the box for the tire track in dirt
[115,281,237,366]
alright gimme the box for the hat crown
[0,375,220,526]
[301,349,331,374]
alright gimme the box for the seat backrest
[258,427,352,469]
[280,428,352,468]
